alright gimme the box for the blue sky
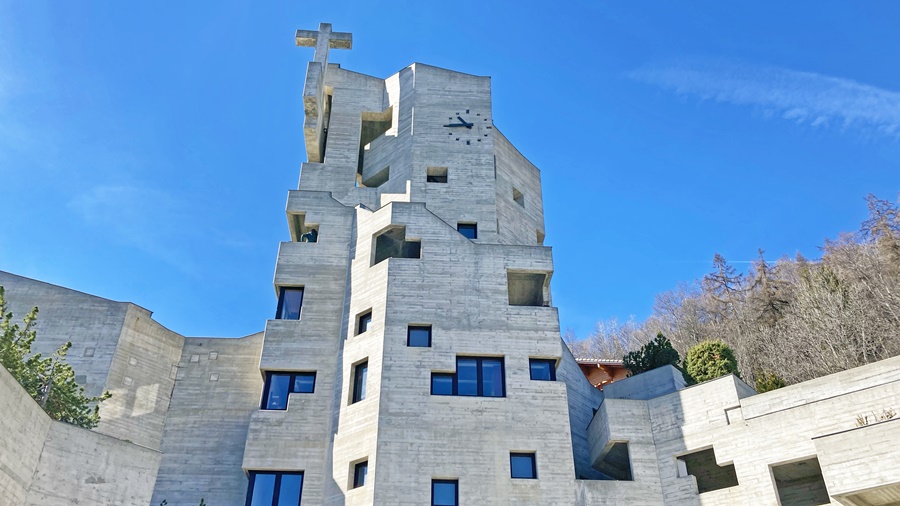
[2,2,898,338]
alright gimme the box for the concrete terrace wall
[0,271,128,400]
[0,363,52,504]
[24,422,160,506]
[0,270,185,450]
[1,365,159,506]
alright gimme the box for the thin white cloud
[630,58,900,138]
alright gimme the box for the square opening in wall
[594,441,633,481]
[507,270,549,306]
[427,166,448,183]
[771,457,830,506]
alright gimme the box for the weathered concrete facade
[3,22,900,506]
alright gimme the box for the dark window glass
[457,223,477,239]
[456,358,478,396]
[352,361,368,403]
[408,325,432,347]
[357,311,372,335]
[481,359,504,397]
[275,287,304,320]
[262,372,316,410]
[431,373,454,395]
[432,479,458,506]
[264,374,291,410]
[529,359,556,381]
[293,373,316,394]
[246,471,303,506]
[510,453,537,479]
[431,357,506,397]
[353,461,368,488]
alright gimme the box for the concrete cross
[295,23,352,65]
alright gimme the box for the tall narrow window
[529,359,556,381]
[261,372,317,410]
[352,461,368,488]
[457,223,477,239]
[407,325,432,347]
[246,471,303,506]
[352,361,368,404]
[432,479,458,506]
[275,287,304,320]
[357,310,372,335]
[510,453,537,479]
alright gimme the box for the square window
[357,310,372,335]
[353,461,368,489]
[432,479,458,506]
[408,325,432,347]
[246,471,303,506]
[529,359,556,381]
[352,361,368,404]
[457,222,477,239]
[275,287,304,320]
[427,166,449,183]
[431,373,454,395]
[510,453,537,479]
[292,372,316,393]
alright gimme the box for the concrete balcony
[814,418,900,505]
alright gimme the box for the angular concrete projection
[371,226,421,265]
[676,448,739,494]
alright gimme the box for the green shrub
[684,340,739,384]
[755,371,786,393]
[623,332,680,376]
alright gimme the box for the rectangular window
[432,479,458,506]
[275,287,304,320]
[529,359,556,381]
[427,166,449,183]
[512,188,525,207]
[245,471,303,506]
[262,372,316,410]
[510,453,537,479]
[407,325,432,347]
[457,222,477,239]
[357,310,372,335]
[352,461,368,489]
[352,361,368,404]
[430,357,505,397]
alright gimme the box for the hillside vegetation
[566,194,900,387]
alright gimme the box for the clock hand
[457,116,474,128]
[443,123,466,127]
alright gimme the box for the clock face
[443,108,492,145]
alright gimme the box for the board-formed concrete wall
[0,364,160,506]
[152,333,265,506]
[0,271,185,450]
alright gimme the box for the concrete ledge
[603,365,686,401]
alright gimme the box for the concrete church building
[3,23,900,506]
